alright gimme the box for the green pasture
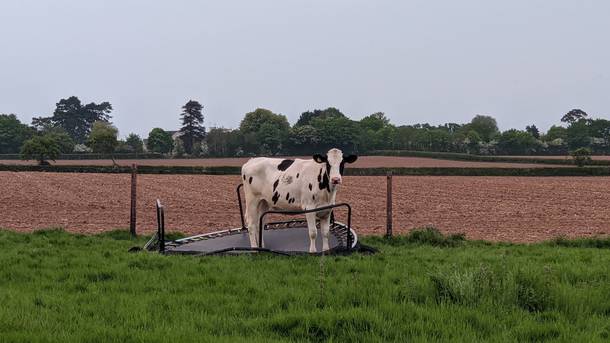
[1,228,609,342]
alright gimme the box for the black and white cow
[241,148,358,253]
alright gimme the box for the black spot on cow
[296,173,299,178]
[243,175,246,181]
[248,176,253,184]
[290,198,295,204]
[273,179,279,191]
[272,192,280,204]
[308,183,313,191]
[312,195,315,200]
[286,193,290,201]
[319,172,330,192]
[317,168,322,182]
[277,159,294,171]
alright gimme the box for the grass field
[1,228,610,342]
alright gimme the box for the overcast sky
[1,0,609,138]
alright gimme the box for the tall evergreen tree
[179,100,205,154]
[525,125,540,139]
[32,96,112,144]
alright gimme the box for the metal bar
[236,184,245,229]
[155,200,161,252]
[155,199,165,253]
[160,207,165,253]
[346,204,352,249]
[258,203,353,250]
[162,247,291,256]
[386,172,393,238]
[130,164,138,237]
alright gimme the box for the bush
[571,147,592,167]
[430,265,499,306]
[20,134,61,165]
[376,227,465,247]
[514,270,552,312]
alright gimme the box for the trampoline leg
[320,215,331,252]
[306,212,318,253]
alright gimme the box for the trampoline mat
[163,221,354,255]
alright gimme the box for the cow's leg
[320,213,331,252]
[257,200,269,248]
[305,212,318,253]
[246,200,259,248]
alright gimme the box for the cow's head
[313,148,358,187]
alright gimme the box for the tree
[588,119,610,150]
[561,109,588,124]
[125,133,144,153]
[146,128,174,154]
[469,115,499,142]
[33,96,113,144]
[205,127,244,157]
[311,116,361,152]
[45,130,75,154]
[295,107,346,127]
[545,125,568,141]
[288,125,321,154]
[360,112,390,131]
[566,119,591,150]
[239,108,290,154]
[0,114,34,153]
[525,125,540,139]
[465,130,481,154]
[88,121,119,165]
[179,100,205,154]
[496,129,540,155]
[20,135,61,165]
[173,138,185,157]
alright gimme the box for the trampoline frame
[149,184,357,256]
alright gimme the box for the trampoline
[144,184,367,256]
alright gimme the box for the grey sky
[1,0,609,138]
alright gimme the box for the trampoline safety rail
[148,184,358,255]
[258,202,352,249]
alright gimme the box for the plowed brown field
[0,156,569,168]
[2,172,609,242]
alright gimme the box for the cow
[241,148,358,253]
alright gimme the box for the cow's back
[241,157,284,196]
[242,157,324,210]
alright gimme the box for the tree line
[1,96,609,164]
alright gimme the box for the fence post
[386,171,393,238]
[130,164,138,237]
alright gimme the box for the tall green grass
[0,228,609,342]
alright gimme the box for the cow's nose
[331,177,341,185]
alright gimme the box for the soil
[2,172,609,242]
[497,155,610,161]
[0,156,570,168]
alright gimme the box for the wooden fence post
[386,171,393,238]
[130,164,138,237]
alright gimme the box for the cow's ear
[343,155,358,164]
[313,154,327,163]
